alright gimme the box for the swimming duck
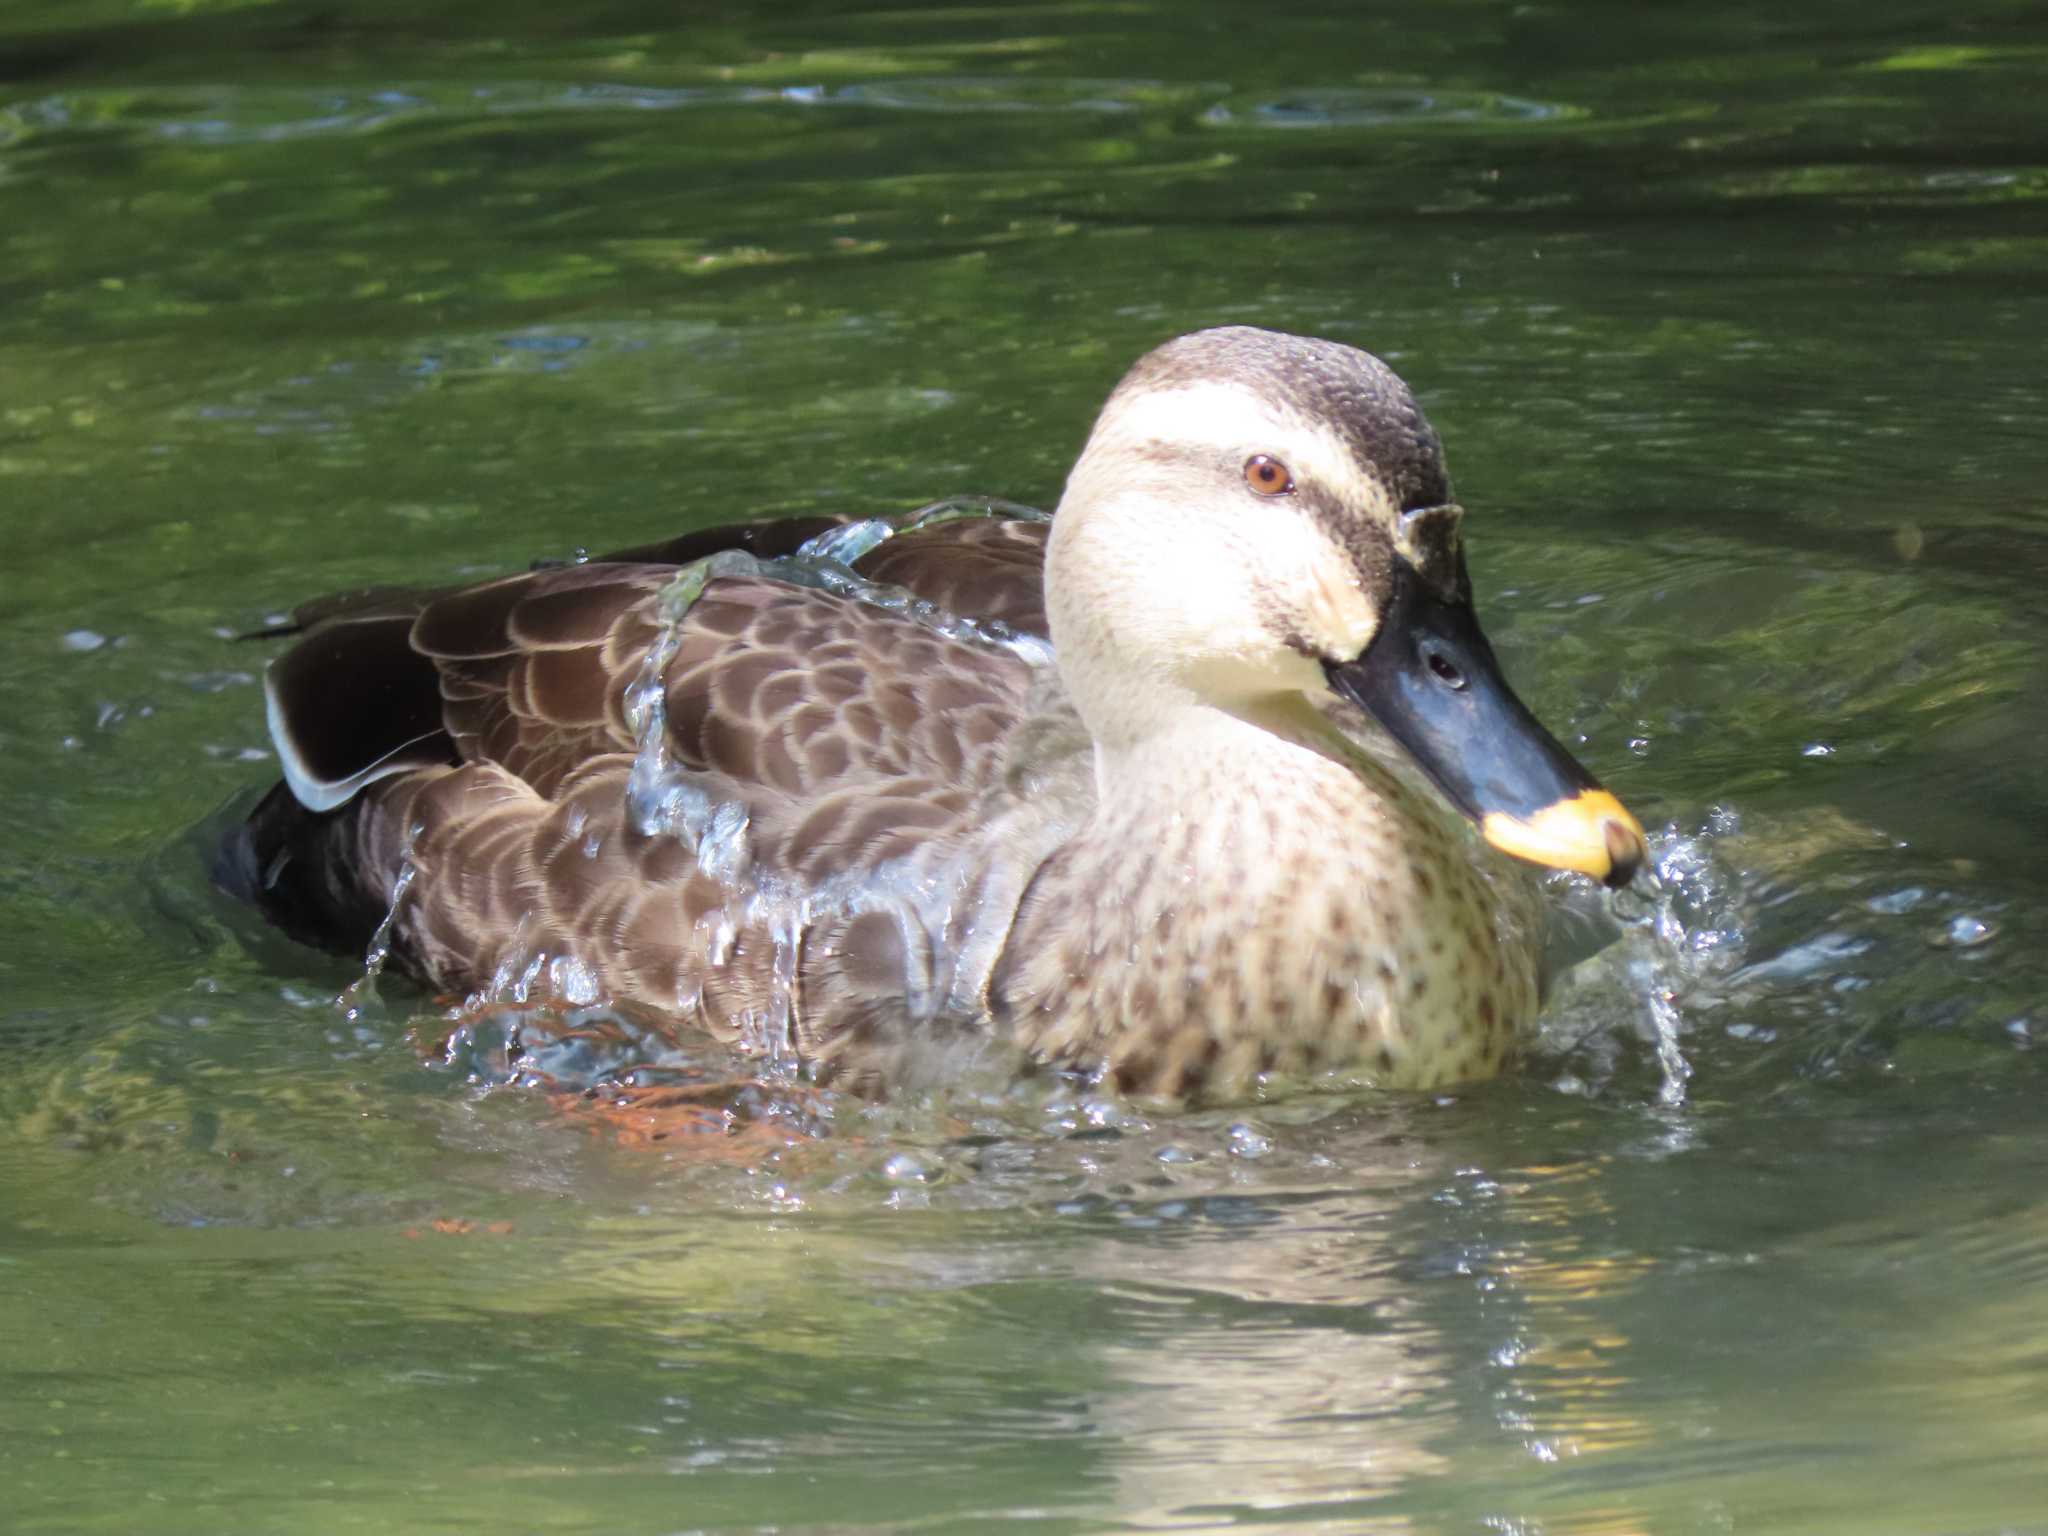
[220,326,1646,1098]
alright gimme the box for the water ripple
[0,77,1224,145]
[1202,87,1578,130]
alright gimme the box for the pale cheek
[1305,566,1378,658]
[1102,519,1276,648]
[1241,526,1377,661]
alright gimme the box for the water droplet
[548,956,602,1007]
[1225,1122,1271,1158]
[880,1153,929,1184]
[1930,914,1996,949]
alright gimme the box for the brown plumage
[222,327,1647,1098]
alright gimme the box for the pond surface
[4,2,2047,1531]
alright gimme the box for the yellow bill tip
[1481,789,1647,888]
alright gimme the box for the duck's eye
[1243,455,1295,497]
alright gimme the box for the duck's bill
[1323,560,1647,888]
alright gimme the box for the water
[5,1,2048,1530]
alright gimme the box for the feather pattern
[224,327,1650,1098]
[236,515,1085,1085]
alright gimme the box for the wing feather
[241,509,1062,985]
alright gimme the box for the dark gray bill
[1322,557,1646,887]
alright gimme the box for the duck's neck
[1084,694,1374,905]
[1093,692,1347,817]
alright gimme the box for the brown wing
[409,561,669,797]
[260,513,1051,808]
[587,511,1052,640]
[654,579,1033,879]
[237,511,1055,967]
[857,518,1050,639]
[397,568,1036,875]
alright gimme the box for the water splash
[767,497,1055,664]
[1621,867,1701,1108]
[1547,807,1750,1105]
[335,848,418,1024]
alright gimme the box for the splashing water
[1629,814,1744,1105]
[767,497,1055,665]
[332,848,419,1025]
[1547,807,1749,1105]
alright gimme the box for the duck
[218,325,1647,1099]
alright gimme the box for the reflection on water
[1201,87,1575,130]
[1076,1192,1451,1520]
[4,0,2048,1530]
[2,76,1230,148]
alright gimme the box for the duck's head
[1048,325,1646,888]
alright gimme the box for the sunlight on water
[1202,88,1578,130]
[1,76,1227,148]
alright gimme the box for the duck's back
[222,514,1090,1076]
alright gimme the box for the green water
[5,2,2048,1530]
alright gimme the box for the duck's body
[223,328,1641,1097]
